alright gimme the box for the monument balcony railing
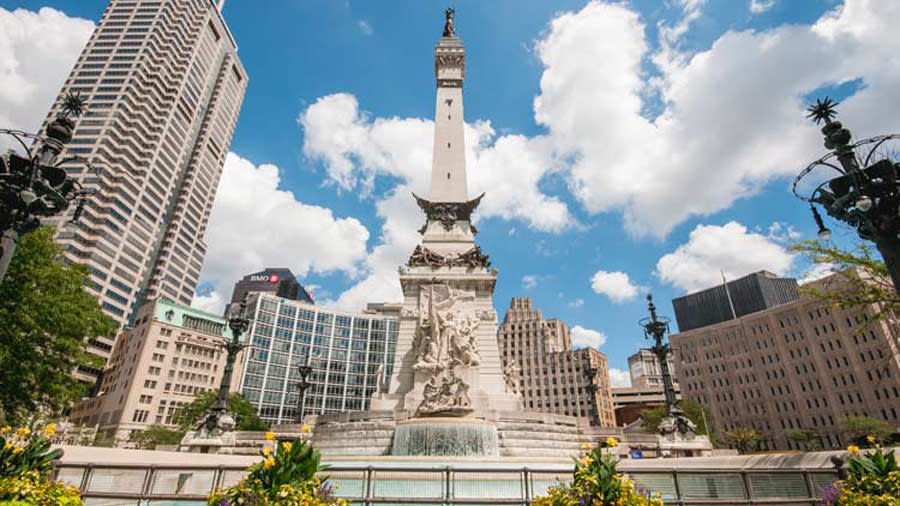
[52,460,841,505]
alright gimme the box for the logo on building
[248,273,281,284]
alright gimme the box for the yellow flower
[265,431,275,440]
[262,447,271,456]
[867,435,877,444]
[44,423,57,437]
[15,427,30,438]
[581,442,592,450]
[264,457,276,469]
[282,441,292,452]
[847,445,860,454]
[0,426,10,435]
[605,437,619,448]
[301,424,312,434]
[3,442,13,450]
[12,446,23,454]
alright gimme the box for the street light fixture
[199,296,250,435]
[0,92,92,283]
[295,359,313,424]
[793,97,900,292]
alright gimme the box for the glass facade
[239,294,398,425]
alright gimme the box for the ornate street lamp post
[639,295,678,415]
[0,92,91,283]
[199,297,250,435]
[295,360,313,424]
[793,97,900,292]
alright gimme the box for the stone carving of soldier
[443,8,455,37]
[420,375,441,413]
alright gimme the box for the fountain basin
[391,418,499,456]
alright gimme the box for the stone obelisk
[372,9,520,417]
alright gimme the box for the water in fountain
[392,420,500,456]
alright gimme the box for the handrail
[54,462,839,505]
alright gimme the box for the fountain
[392,419,499,457]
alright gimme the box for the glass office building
[239,293,399,425]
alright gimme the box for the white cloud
[0,7,93,149]
[192,289,225,315]
[193,153,370,313]
[590,270,640,303]
[799,262,835,285]
[521,275,538,290]
[655,221,795,293]
[568,298,585,308]
[570,325,608,348]
[750,0,776,14]
[533,0,900,237]
[358,20,373,35]
[608,368,632,388]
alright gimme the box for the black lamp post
[295,360,313,424]
[202,296,250,433]
[639,295,678,416]
[793,97,900,293]
[0,92,91,283]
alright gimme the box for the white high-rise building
[45,0,247,382]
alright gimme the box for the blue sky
[2,0,896,384]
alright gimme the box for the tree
[172,391,269,431]
[639,399,712,435]
[791,240,898,323]
[0,228,117,424]
[840,415,893,446]
[129,425,186,449]
[724,427,763,454]
[785,428,821,451]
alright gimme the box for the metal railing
[54,462,840,505]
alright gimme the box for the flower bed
[822,438,900,505]
[0,424,83,505]
[533,438,663,506]
[208,426,348,506]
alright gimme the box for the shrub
[0,424,84,506]
[533,438,663,506]
[822,438,900,505]
[208,427,346,506]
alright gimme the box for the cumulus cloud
[570,325,608,348]
[608,368,632,388]
[0,7,93,149]
[521,275,538,290]
[193,153,370,313]
[568,298,585,308]
[533,0,900,237]
[358,20,373,35]
[655,221,795,293]
[799,262,835,285]
[590,270,640,303]
[750,0,776,14]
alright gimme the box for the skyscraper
[45,0,247,381]
[229,268,314,306]
[497,297,616,427]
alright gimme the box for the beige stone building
[44,0,247,383]
[498,297,616,426]
[69,298,242,444]
[672,273,900,450]
[628,348,679,390]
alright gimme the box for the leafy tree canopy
[172,391,268,431]
[724,426,764,454]
[840,415,893,445]
[0,228,116,424]
[129,424,186,449]
[785,428,821,451]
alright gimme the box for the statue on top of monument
[443,8,455,37]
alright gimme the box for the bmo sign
[249,274,280,284]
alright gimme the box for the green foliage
[785,428,821,451]
[791,240,899,323]
[532,439,663,506]
[841,416,893,446]
[129,424,186,449]
[208,437,346,506]
[0,228,117,424]
[639,399,711,435]
[172,391,268,431]
[724,426,763,454]
[824,447,900,505]
[0,470,83,506]
[0,426,62,477]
